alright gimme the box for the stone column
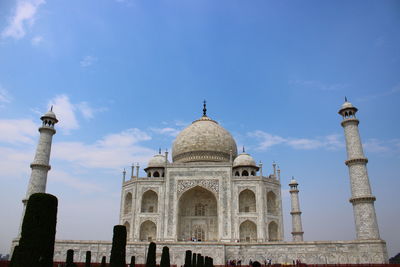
[289,178,304,241]
[339,100,380,240]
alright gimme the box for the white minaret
[23,108,58,205]
[18,108,58,235]
[289,177,304,241]
[339,99,380,240]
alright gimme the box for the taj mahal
[12,100,388,265]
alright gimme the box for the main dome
[172,115,238,163]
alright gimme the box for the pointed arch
[267,191,278,215]
[124,221,130,241]
[239,220,257,242]
[242,170,249,176]
[239,189,256,212]
[268,221,278,241]
[140,220,157,241]
[124,192,132,214]
[177,186,218,241]
[141,190,158,213]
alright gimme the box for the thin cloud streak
[357,82,400,102]
[80,56,98,67]
[0,86,12,107]
[289,79,348,91]
[248,130,344,151]
[151,127,181,137]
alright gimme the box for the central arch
[177,186,218,241]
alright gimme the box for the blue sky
[0,0,399,258]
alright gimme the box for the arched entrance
[140,220,157,241]
[239,220,257,242]
[268,221,278,241]
[141,190,158,213]
[177,186,218,241]
[239,189,256,212]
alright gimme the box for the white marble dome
[233,153,257,168]
[147,154,168,168]
[172,116,238,163]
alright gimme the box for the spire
[203,100,207,117]
[50,105,53,111]
[242,146,245,153]
[345,96,348,102]
[159,148,161,154]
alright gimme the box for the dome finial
[345,96,348,102]
[203,100,207,117]
[242,146,245,153]
[159,148,161,154]
[50,105,53,111]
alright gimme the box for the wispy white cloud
[47,95,107,133]
[363,138,400,154]
[53,128,153,169]
[2,0,45,39]
[80,56,98,67]
[248,130,343,151]
[48,95,79,133]
[31,35,42,45]
[289,79,348,91]
[357,82,400,102]
[0,119,37,144]
[0,86,12,107]
[50,170,104,193]
[0,146,33,180]
[151,127,181,137]
[76,101,107,120]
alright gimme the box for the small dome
[147,154,168,168]
[341,101,354,109]
[338,99,358,115]
[233,153,257,168]
[172,116,238,163]
[41,109,58,121]
[289,178,298,185]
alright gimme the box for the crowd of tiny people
[226,258,304,266]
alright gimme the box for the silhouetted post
[184,250,192,267]
[160,246,170,267]
[100,256,106,267]
[66,249,75,267]
[110,225,127,267]
[192,253,197,267]
[146,242,157,267]
[130,256,136,267]
[197,254,204,267]
[10,193,58,267]
[85,251,91,267]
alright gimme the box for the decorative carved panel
[177,179,219,196]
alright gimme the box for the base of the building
[11,239,388,265]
